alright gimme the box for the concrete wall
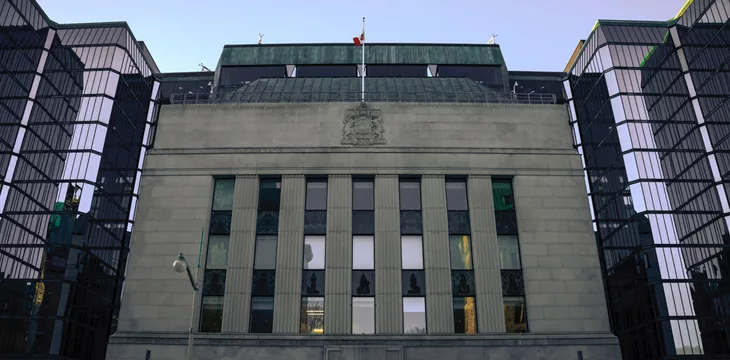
[109,102,619,359]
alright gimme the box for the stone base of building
[107,332,621,360]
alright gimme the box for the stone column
[421,175,453,333]
[272,175,306,333]
[324,174,352,334]
[222,175,259,332]
[468,175,505,333]
[374,174,402,333]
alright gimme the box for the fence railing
[169,91,558,105]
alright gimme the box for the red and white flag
[353,17,365,46]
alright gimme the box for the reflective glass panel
[400,211,423,235]
[254,235,277,269]
[304,211,327,235]
[504,297,528,333]
[453,296,477,334]
[449,235,473,270]
[250,297,274,333]
[353,236,374,269]
[256,211,279,235]
[300,297,325,334]
[205,235,228,269]
[353,180,374,210]
[399,180,422,210]
[209,211,232,235]
[212,179,235,211]
[305,181,327,210]
[352,270,375,296]
[200,297,223,332]
[492,180,514,211]
[402,270,426,296]
[499,235,521,269]
[403,297,427,334]
[451,270,475,296]
[203,269,226,296]
[352,211,375,235]
[258,179,281,211]
[302,270,325,295]
[448,211,471,235]
[352,297,375,334]
[252,270,276,296]
[446,180,468,210]
[401,236,424,269]
[303,236,325,269]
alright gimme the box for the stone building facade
[107,100,620,360]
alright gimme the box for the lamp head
[172,253,188,273]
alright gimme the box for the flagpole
[361,17,365,102]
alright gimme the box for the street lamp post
[172,229,204,360]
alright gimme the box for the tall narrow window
[201,178,234,333]
[492,178,528,333]
[302,178,327,334]
[446,178,476,334]
[251,178,281,333]
[400,178,425,334]
[352,178,375,333]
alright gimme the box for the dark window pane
[203,270,226,296]
[400,211,423,235]
[446,181,468,211]
[300,297,324,334]
[304,211,327,235]
[250,297,274,333]
[501,270,525,296]
[209,211,232,235]
[206,235,229,269]
[495,211,518,235]
[448,211,471,235]
[302,270,326,295]
[256,211,279,235]
[306,181,327,210]
[399,181,421,210]
[254,235,277,269]
[451,270,475,296]
[367,65,427,77]
[296,65,357,77]
[402,270,426,296]
[449,236,473,270]
[352,211,374,235]
[219,65,286,86]
[200,297,223,332]
[258,179,281,211]
[453,296,477,334]
[504,297,528,333]
[492,180,514,211]
[353,180,374,210]
[303,236,326,269]
[352,270,375,296]
[252,270,276,296]
[352,297,375,334]
[212,179,235,211]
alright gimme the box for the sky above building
[37,0,688,73]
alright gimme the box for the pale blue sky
[37,0,687,73]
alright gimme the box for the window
[352,298,375,334]
[305,180,327,210]
[492,179,514,211]
[399,180,421,210]
[302,270,325,295]
[353,180,374,210]
[254,236,277,270]
[403,298,426,334]
[453,297,477,334]
[352,271,375,296]
[205,235,229,269]
[212,178,235,211]
[499,235,521,269]
[200,297,224,333]
[300,297,324,334]
[504,297,528,333]
[258,179,281,211]
[401,236,424,269]
[445,180,468,211]
[250,297,274,333]
[303,236,325,269]
[402,270,425,296]
[449,235,473,270]
[353,236,374,269]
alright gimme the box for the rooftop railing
[169,91,558,105]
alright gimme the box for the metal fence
[169,91,558,105]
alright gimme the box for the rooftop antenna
[487,34,498,45]
[258,33,264,44]
[198,63,211,72]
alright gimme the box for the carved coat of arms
[341,102,385,146]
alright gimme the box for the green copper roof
[218,43,505,67]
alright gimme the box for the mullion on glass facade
[492,178,527,333]
[352,178,375,334]
[200,178,234,333]
[250,178,280,333]
[399,178,426,334]
[446,178,476,334]
[301,178,326,334]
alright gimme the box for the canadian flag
[353,18,365,46]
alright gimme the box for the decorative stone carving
[341,102,385,146]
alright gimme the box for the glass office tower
[564,1,730,359]
[0,1,160,359]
